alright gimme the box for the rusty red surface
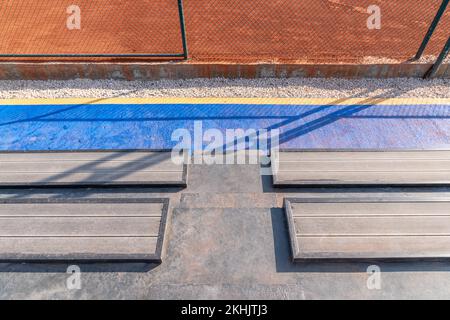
[0,0,448,63]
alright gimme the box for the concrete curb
[0,62,448,80]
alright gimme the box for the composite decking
[0,151,187,187]
[273,150,450,187]
[0,198,169,262]
[285,197,450,261]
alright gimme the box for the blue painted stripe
[1,103,449,151]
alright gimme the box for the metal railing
[413,0,449,78]
[426,36,450,78]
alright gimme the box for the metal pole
[414,0,449,60]
[425,36,450,78]
[177,0,189,60]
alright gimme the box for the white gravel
[0,78,448,99]
[413,55,450,64]
[362,55,450,64]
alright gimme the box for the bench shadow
[0,262,160,273]
[0,186,184,200]
[270,208,450,273]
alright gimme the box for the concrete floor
[1,163,450,300]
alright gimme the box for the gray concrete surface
[1,163,450,300]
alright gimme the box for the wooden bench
[0,150,187,187]
[273,150,450,187]
[0,198,169,262]
[285,197,450,261]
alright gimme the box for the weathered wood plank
[294,216,450,236]
[296,236,450,260]
[0,198,169,262]
[0,151,187,187]
[273,150,450,186]
[0,203,164,216]
[290,202,450,216]
[277,150,450,161]
[0,171,183,183]
[0,151,173,161]
[285,198,450,261]
[276,171,450,185]
[0,237,159,260]
[278,160,450,171]
[0,160,181,172]
[0,217,161,236]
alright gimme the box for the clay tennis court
[0,0,448,63]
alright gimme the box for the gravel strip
[0,78,448,99]
[362,55,450,64]
[413,55,450,64]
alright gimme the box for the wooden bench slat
[0,203,164,216]
[0,151,173,161]
[0,217,161,236]
[295,216,450,236]
[291,202,450,216]
[276,171,450,185]
[0,160,181,172]
[297,236,450,260]
[0,171,183,183]
[277,150,450,161]
[278,160,450,172]
[0,237,158,260]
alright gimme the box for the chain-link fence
[0,0,448,63]
[183,0,449,63]
[0,0,186,58]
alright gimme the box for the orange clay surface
[0,0,448,63]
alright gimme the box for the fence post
[425,36,450,78]
[414,0,449,60]
[177,0,189,60]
